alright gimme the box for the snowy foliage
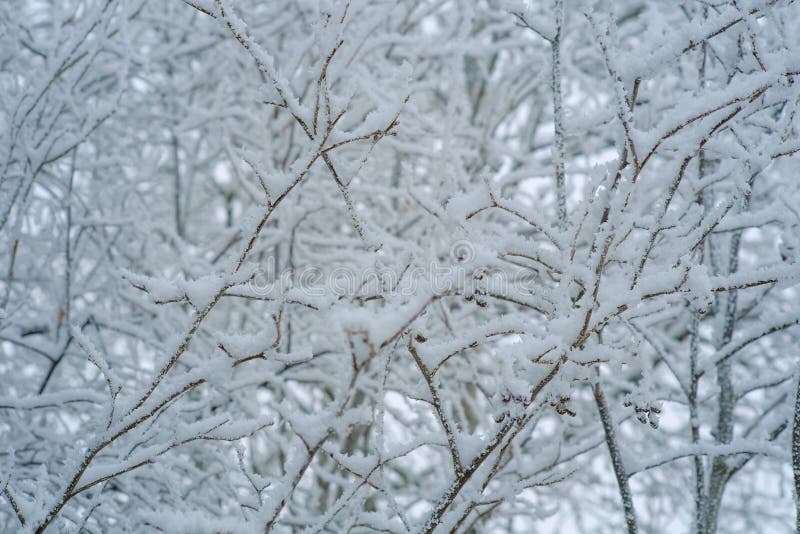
[2,0,800,532]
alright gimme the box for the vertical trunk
[594,382,638,534]
[172,133,184,238]
[550,0,567,227]
[704,224,743,533]
[793,373,800,533]
[692,39,707,525]
[688,313,705,533]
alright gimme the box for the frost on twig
[2,1,800,532]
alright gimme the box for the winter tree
[2,0,800,532]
